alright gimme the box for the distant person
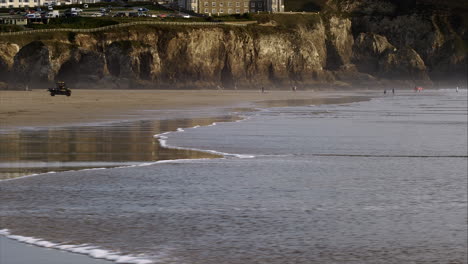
[456,86,459,93]
[384,89,387,94]
[392,88,395,94]
[261,87,265,93]
[293,86,297,92]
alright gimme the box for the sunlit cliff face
[0,9,466,89]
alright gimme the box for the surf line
[153,117,255,159]
[0,229,153,264]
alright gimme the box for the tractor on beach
[48,81,71,96]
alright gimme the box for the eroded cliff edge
[0,8,466,89]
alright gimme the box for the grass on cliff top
[29,17,118,30]
[254,13,322,29]
[285,0,327,12]
[0,24,24,32]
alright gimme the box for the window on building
[243,2,247,7]
[235,8,240,13]
[228,8,232,13]
[212,8,216,13]
[250,8,255,12]
[211,1,215,6]
[250,2,255,7]
[9,0,12,2]
[235,2,239,6]
[24,0,29,2]
[219,2,223,6]
[219,8,223,13]
[258,2,262,7]
[204,2,208,6]
[204,8,209,12]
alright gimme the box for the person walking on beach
[384,89,387,95]
[392,88,395,94]
[261,87,265,93]
[456,86,459,93]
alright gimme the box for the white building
[0,0,41,9]
[178,0,284,14]
[266,0,283,12]
[0,0,99,9]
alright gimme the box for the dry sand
[0,89,357,129]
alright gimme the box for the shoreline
[0,89,373,130]
[0,90,375,264]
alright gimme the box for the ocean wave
[153,121,255,159]
[0,229,153,264]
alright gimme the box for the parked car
[46,10,59,18]
[25,13,41,18]
[64,10,79,17]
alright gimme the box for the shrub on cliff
[0,24,24,33]
[30,17,118,30]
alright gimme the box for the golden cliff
[0,12,466,89]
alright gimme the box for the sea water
[0,90,466,264]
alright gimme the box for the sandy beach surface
[0,89,356,129]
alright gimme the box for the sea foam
[0,229,153,264]
[153,120,255,159]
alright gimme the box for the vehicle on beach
[48,81,71,96]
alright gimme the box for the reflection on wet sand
[0,116,238,180]
[256,96,369,108]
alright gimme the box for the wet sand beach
[0,89,365,129]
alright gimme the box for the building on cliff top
[0,0,99,9]
[178,0,284,15]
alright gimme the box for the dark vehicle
[48,81,71,96]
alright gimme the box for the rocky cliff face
[0,7,466,90]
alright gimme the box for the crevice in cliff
[220,55,234,88]
[139,52,153,81]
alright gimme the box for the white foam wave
[0,171,56,183]
[152,118,255,159]
[0,229,153,264]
